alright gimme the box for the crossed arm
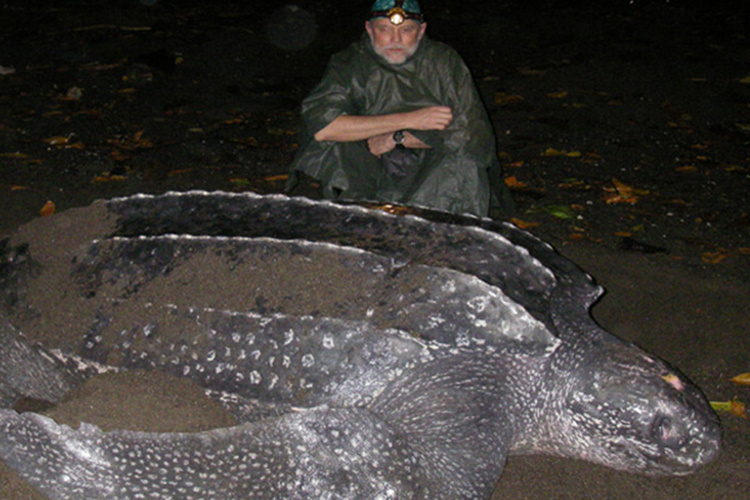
[314,106,454,157]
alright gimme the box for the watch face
[393,130,405,144]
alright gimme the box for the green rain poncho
[288,34,512,216]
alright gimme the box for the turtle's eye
[651,415,674,444]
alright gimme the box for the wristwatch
[393,130,405,146]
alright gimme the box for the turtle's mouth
[615,423,722,476]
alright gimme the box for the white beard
[371,38,421,65]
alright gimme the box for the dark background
[0,1,748,498]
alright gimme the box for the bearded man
[287,0,513,216]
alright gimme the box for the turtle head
[522,336,721,476]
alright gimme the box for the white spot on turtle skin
[142,324,155,337]
[249,371,262,384]
[301,354,315,368]
[206,350,216,362]
[467,295,490,312]
[283,330,295,345]
[322,335,335,349]
[182,365,190,376]
[231,332,242,343]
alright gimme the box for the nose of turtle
[641,375,722,473]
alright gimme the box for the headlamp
[370,0,424,25]
[387,7,407,25]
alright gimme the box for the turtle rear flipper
[0,407,425,500]
[0,318,73,408]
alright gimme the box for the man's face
[365,18,427,65]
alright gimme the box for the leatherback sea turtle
[0,191,720,499]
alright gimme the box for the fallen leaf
[541,148,581,158]
[603,178,644,204]
[506,160,525,168]
[614,231,632,237]
[731,373,750,386]
[43,135,71,146]
[516,66,544,76]
[10,185,28,191]
[509,218,539,229]
[40,200,55,217]
[92,174,126,183]
[710,400,748,420]
[542,205,575,220]
[0,152,31,159]
[504,176,527,189]
[43,136,85,149]
[701,249,730,264]
[494,93,525,106]
[267,128,295,136]
[546,91,568,98]
[676,166,698,173]
[740,76,750,84]
[263,174,289,182]
[557,178,587,189]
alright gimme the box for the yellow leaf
[516,67,544,76]
[710,400,748,420]
[541,148,565,156]
[263,174,289,182]
[509,218,539,229]
[614,231,632,237]
[43,135,70,145]
[676,166,698,172]
[0,152,31,159]
[701,249,730,265]
[40,200,55,217]
[541,148,581,158]
[739,76,750,84]
[10,185,28,191]
[494,92,525,106]
[547,91,568,98]
[504,176,527,189]
[731,373,750,386]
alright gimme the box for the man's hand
[367,133,395,157]
[406,106,453,131]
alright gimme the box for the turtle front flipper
[0,407,425,500]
